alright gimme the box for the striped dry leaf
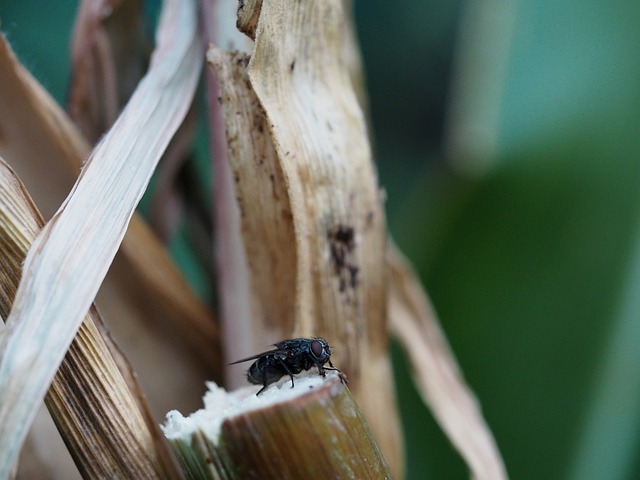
[0,0,202,477]
[0,158,181,479]
[0,2,219,375]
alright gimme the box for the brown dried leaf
[207,48,296,355]
[0,34,86,219]
[0,158,181,479]
[388,244,507,480]
[236,0,262,40]
[68,0,151,143]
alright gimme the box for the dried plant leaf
[388,244,507,480]
[0,19,219,374]
[246,0,388,373]
[70,1,207,245]
[68,0,151,143]
[209,0,403,474]
[123,214,220,370]
[236,0,262,40]
[207,48,297,355]
[0,158,181,479]
[0,36,85,219]
[0,0,202,476]
[47,307,183,479]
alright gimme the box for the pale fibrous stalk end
[164,373,392,480]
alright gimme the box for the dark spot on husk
[328,224,359,292]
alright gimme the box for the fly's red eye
[311,339,323,358]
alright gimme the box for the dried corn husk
[208,0,403,473]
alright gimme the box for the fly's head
[310,338,332,365]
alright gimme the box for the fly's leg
[322,360,339,374]
[323,366,342,372]
[323,360,348,384]
[276,357,296,388]
[256,369,268,396]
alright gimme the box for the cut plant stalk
[163,373,391,480]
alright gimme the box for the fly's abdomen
[246,357,286,386]
[246,360,264,385]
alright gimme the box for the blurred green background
[3,1,640,479]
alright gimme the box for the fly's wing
[228,346,282,365]
[273,338,308,349]
[229,338,310,365]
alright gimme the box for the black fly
[230,337,341,395]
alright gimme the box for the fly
[230,337,342,395]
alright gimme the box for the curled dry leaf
[388,244,508,480]
[0,0,202,476]
[236,0,262,40]
[68,0,151,143]
[209,0,403,475]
